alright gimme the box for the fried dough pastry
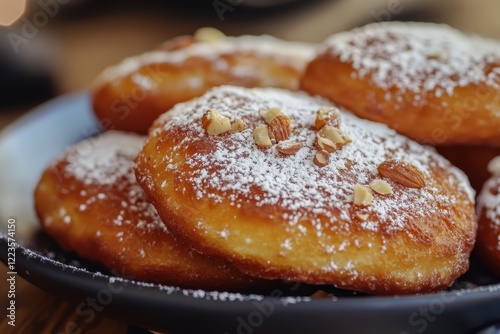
[34,131,258,290]
[476,158,500,276]
[92,29,314,134]
[300,22,500,146]
[135,86,476,295]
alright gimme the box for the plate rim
[1,92,500,333]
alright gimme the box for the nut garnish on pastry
[314,134,336,153]
[268,114,292,143]
[229,118,246,133]
[260,107,282,124]
[315,107,341,130]
[370,179,393,195]
[202,109,232,135]
[426,50,450,61]
[276,142,301,155]
[194,27,226,43]
[353,184,373,206]
[318,126,351,147]
[356,213,369,221]
[378,160,425,188]
[313,150,329,167]
[259,107,292,143]
[253,124,273,147]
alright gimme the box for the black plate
[1,93,500,334]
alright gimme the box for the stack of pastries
[35,24,500,296]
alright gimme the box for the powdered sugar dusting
[99,35,314,82]
[65,132,144,185]
[150,86,474,238]
[323,22,500,96]
[60,131,168,236]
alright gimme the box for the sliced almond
[229,118,246,134]
[377,160,426,188]
[268,114,292,143]
[253,124,272,148]
[353,184,373,206]
[201,109,231,135]
[426,51,450,61]
[194,27,225,43]
[315,107,341,130]
[276,142,301,155]
[369,179,393,195]
[314,134,337,153]
[487,156,500,176]
[318,126,352,147]
[313,150,329,167]
[260,107,282,124]
[356,214,369,221]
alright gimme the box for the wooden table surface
[0,261,132,334]
[2,1,500,333]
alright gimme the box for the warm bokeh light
[0,0,26,26]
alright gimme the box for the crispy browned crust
[476,175,500,276]
[92,37,311,134]
[135,87,477,295]
[300,53,500,146]
[34,133,260,290]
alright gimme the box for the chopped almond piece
[353,184,373,206]
[253,125,272,148]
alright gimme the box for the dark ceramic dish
[1,93,500,334]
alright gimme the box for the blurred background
[0,0,500,128]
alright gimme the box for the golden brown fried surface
[34,131,258,290]
[476,165,500,276]
[92,31,314,134]
[135,86,477,295]
[300,22,500,146]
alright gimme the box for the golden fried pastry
[92,28,314,134]
[34,131,258,290]
[436,146,500,192]
[135,86,477,295]
[300,22,500,146]
[476,157,500,276]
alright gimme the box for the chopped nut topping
[426,51,450,61]
[378,160,426,188]
[353,184,373,206]
[201,109,231,135]
[229,119,246,134]
[356,214,369,221]
[318,126,351,147]
[276,142,301,155]
[253,124,272,148]
[313,150,329,167]
[369,179,393,195]
[487,156,500,176]
[315,107,341,130]
[260,107,282,124]
[194,27,225,43]
[268,114,292,143]
[314,134,336,153]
